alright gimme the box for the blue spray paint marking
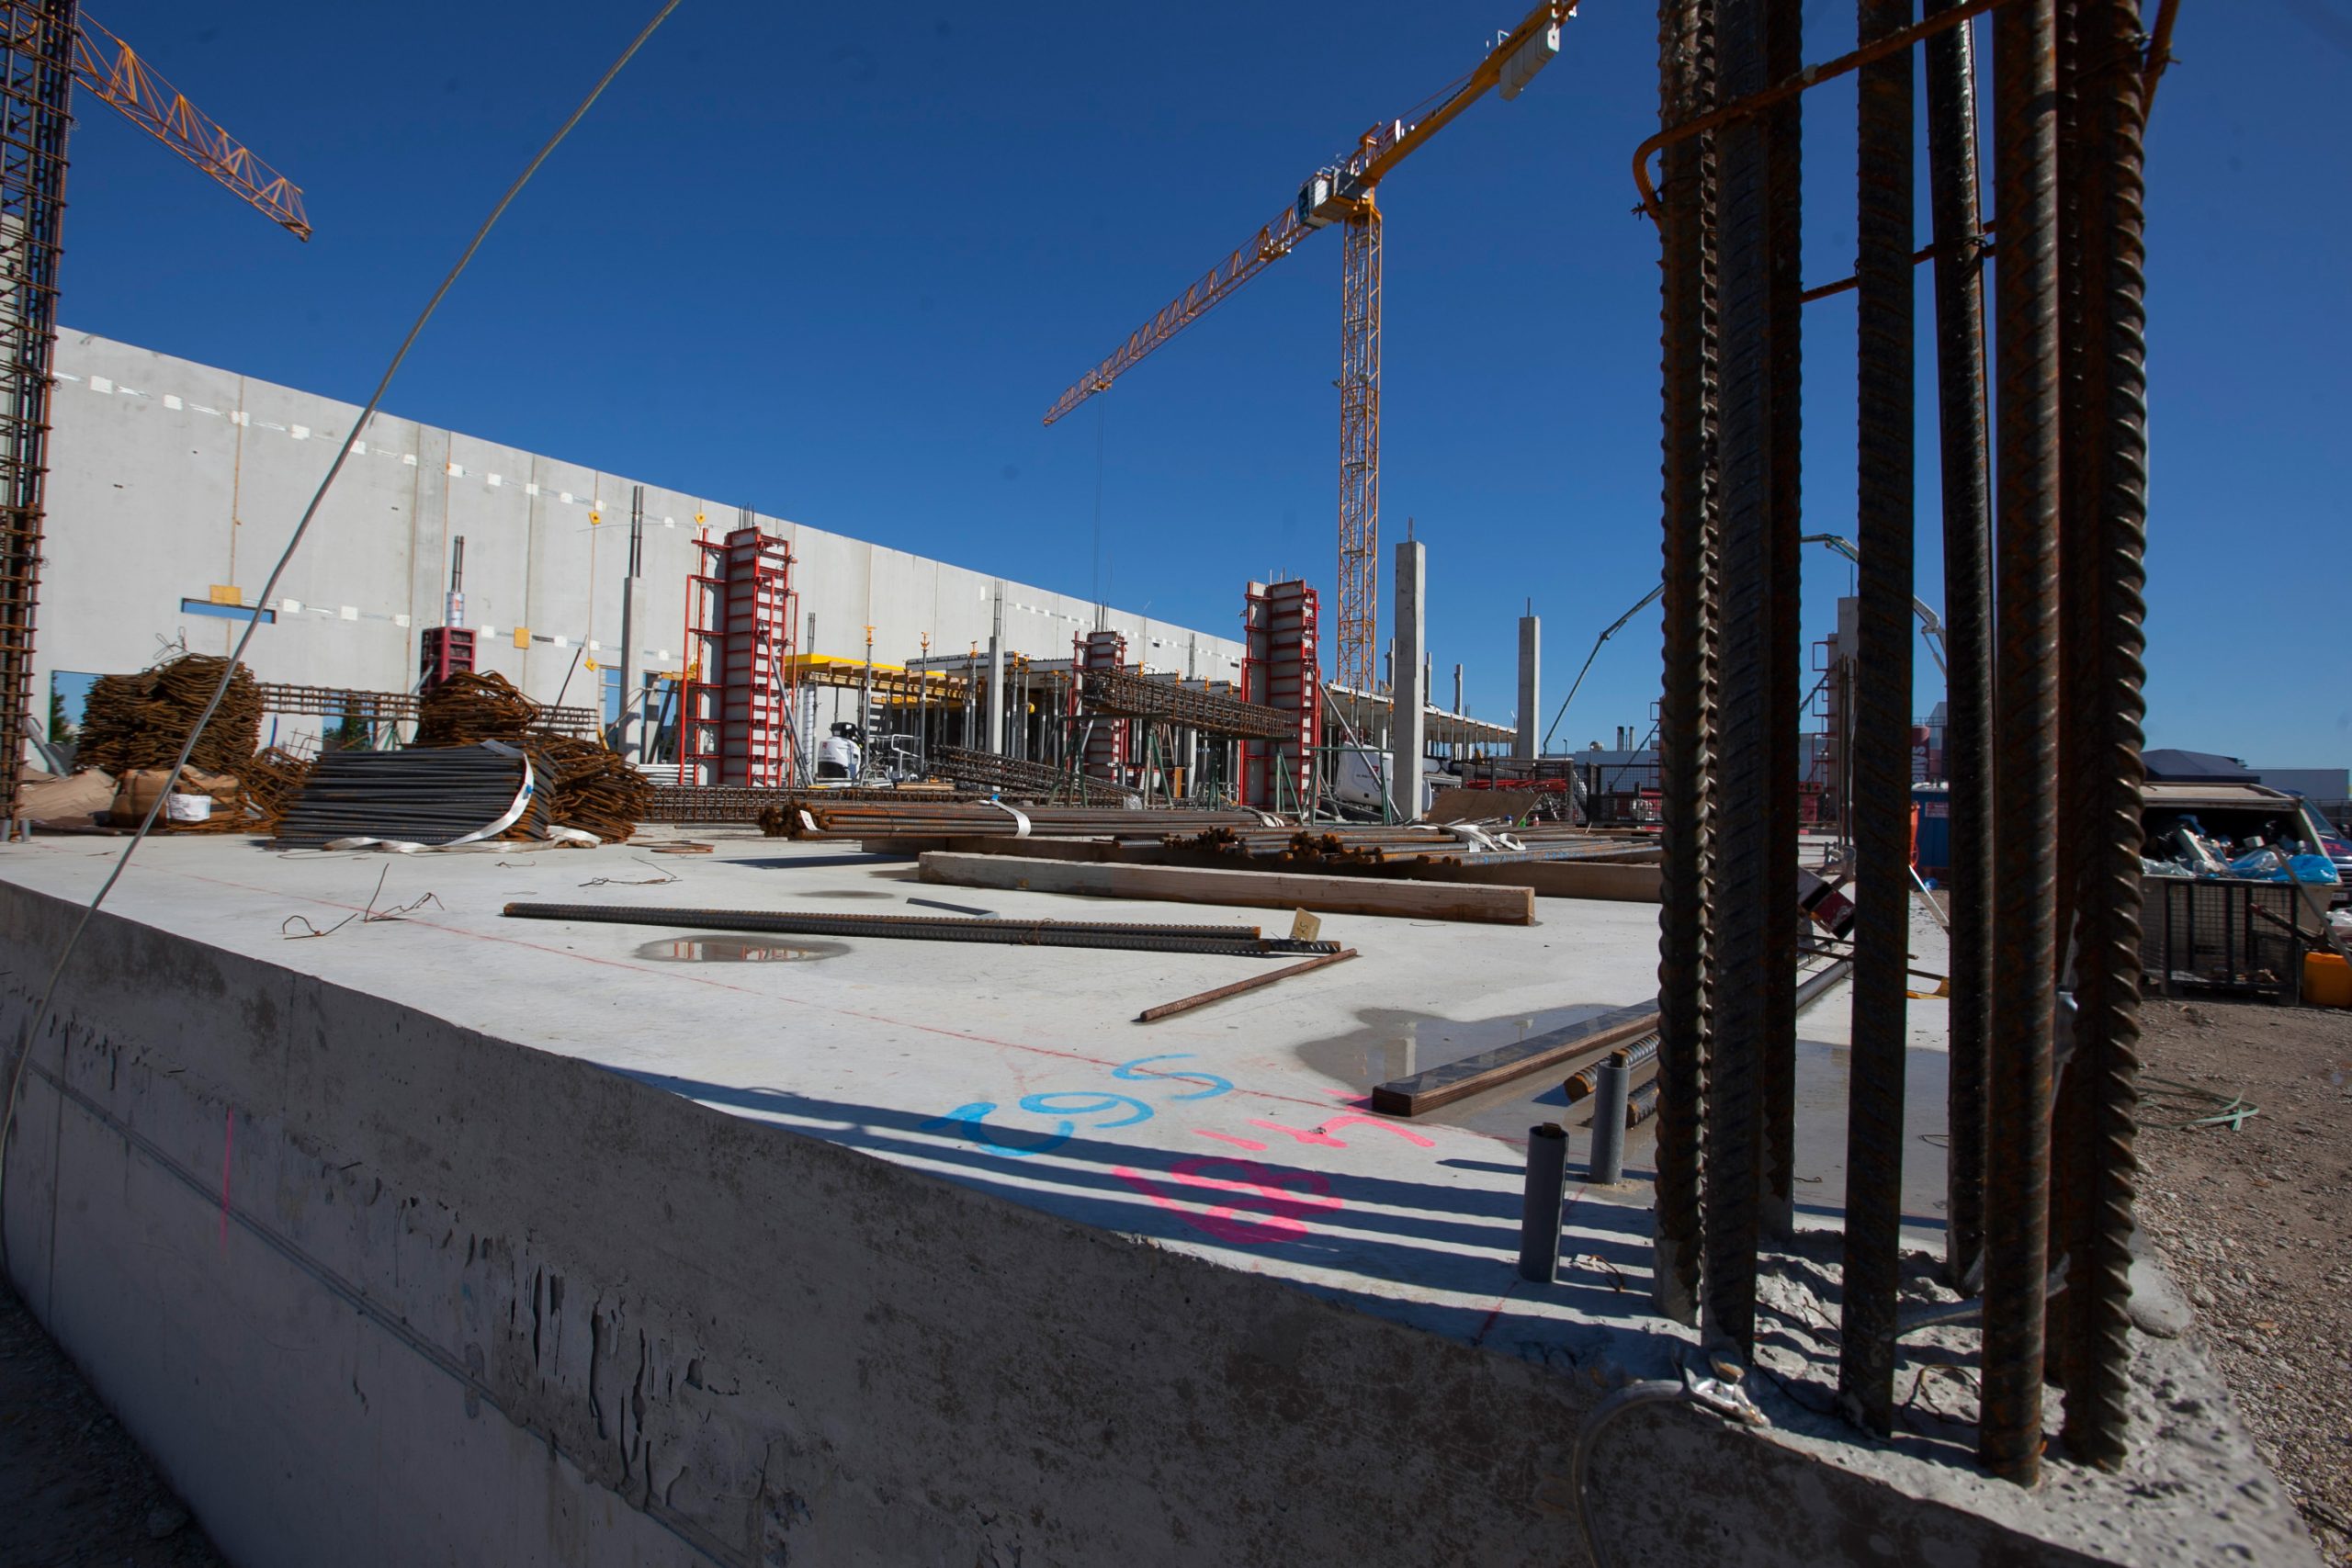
[918,1101,1073,1158]
[1019,1091,1154,1127]
[928,1055,1235,1159]
[1111,1054,1234,1100]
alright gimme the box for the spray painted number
[1110,1054,1234,1100]
[921,1091,1156,1158]
[1112,1156,1342,1246]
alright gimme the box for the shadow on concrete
[711,852,915,872]
[611,1067,1663,1364]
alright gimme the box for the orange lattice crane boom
[1042,2,1573,695]
[71,12,311,239]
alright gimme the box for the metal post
[1517,1123,1570,1282]
[988,581,1006,755]
[1588,1053,1630,1185]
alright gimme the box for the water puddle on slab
[632,936,849,964]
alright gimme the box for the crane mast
[1044,4,1573,696]
[0,3,308,808]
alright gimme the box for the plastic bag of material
[2227,848,2287,880]
[2288,852,2341,885]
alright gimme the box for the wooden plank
[1369,1000,1663,1117]
[1136,948,1360,1022]
[917,852,1536,925]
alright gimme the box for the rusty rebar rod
[1648,0,1719,1329]
[1981,0,2062,1488]
[1703,0,1770,1358]
[1759,0,1804,1247]
[1633,0,2019,220]
[1923,0,1996,1296]
[1838,0,1917,1440]
[2057,0,2151,1471]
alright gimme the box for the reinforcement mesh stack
[414,671,539,747]
[530,736,652,842]
[77,654,262,773]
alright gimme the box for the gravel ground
[0,1274,230,1568]
[2137,995,2352,1564]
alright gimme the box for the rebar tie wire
[0,0,686,1250]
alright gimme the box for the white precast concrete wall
[39,330,1242,741]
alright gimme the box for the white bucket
[164,793,213,823]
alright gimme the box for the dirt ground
[2136,994,2352,1565]
[0,1274,229,1568]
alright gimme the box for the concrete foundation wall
[0,880,2123,1568]
[39,331,1243,742]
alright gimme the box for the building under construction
[1,3,2338,1567]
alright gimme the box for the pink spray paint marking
[1317,1114,1437,1148]
[1246,1117,1348,1148]
[1193,1128,1270,1152]
[219,1109,233,1250]
[1246,1114,1439,1150]
[1113,1156,1342,1246]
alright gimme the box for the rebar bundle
[930,746,1138,807]
[272,744,530,848]
[1641,0,2154,1483]
[77,654,263,773]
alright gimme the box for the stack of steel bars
[646,784,973,826]
[930,747,1142,806]
[273,744,530,847]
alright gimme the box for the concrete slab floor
[0,829,2318,1566]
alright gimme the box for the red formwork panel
[418,626,476,691]
[1242,580,1321,812]
[682,527,799,786]
[1076,629,1129,782]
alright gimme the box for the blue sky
[58,2,2350,767]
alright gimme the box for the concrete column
[1391,538,1426,821]
[987,581,1006,755]
[1516,614,1541,760]
[617,486,646,762]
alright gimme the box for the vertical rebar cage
[1642,0,2154,1485]
[0,1,76,815]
